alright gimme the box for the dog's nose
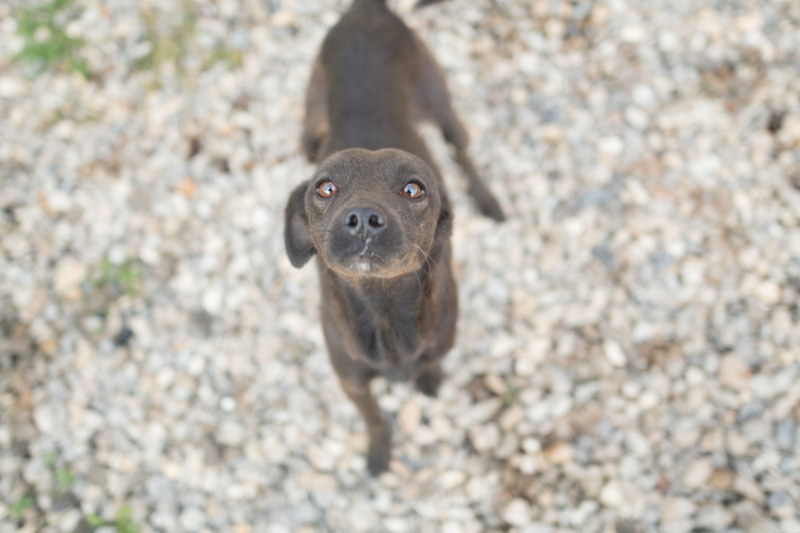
[344,207,386,238]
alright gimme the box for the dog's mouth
[321,225,423,278]
[326,238,412,278]
[331,248,420,278]
[349,238,382,274]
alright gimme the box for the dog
[284,0,504,475]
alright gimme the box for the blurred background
[1,0,799,531]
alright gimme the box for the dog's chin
[336,254,392,278]
[351,256,379,275]
[327,252,417,279]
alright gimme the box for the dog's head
[284,148,452,278]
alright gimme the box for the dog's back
[313,0,432,160]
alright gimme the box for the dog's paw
[366,426,391,476]
[415,371,443,397]
[367,447,390,476]
[477,193,506,222]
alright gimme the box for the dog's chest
[355,305,422,380]
[321,270,441,382]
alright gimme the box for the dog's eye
[402,181,424,199]
[317,180,338,198]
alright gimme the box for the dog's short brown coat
[284,0,503,474]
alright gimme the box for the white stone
[598,136,625,156]
[604,340,627,367]
[719,355,752,390]
[383,517,408,532]
[398,399,421,435]
[440,470,467,489]
[53,257,87,296]
[201,282,225,315]
[307,445,335,472]
[661,497,695,521]
[726,431,750,456]
[216,419,246,447]
[59,509,83,532]
[754,281,782,305]
[521,438,541,454]
[661,519,693,533]
[780,113,800,144]
[219,396,237,412]
[682,457,713,489]
[733,476,766,505]
[33,404,57,434]
[466,476,493,501]
[695,504,733,531]
[502,498,532,527]
[520,523,554,533]
[179,507,206,531]
[465,398,503,425]
[270,10,294,27]
[599,480,625,508]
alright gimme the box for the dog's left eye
[317,180,338,198]
[402,181,425,199]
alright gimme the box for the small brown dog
[284,0,503,475]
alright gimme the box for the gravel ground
[1,0,800,531]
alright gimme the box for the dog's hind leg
[410,37,505,221]
[340,378,392,475]
[301,55,329,163]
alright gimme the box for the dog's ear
[284,181,315,268]
[433,189,453,246]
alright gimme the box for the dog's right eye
[317,180,338,198]
[402,181,425,199]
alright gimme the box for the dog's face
[285,148,451,278]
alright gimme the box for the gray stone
[179,507,206,531]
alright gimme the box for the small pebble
[709,468,735,490]
[719,355,752,390]
[502,499,532,526]
[682,458,713,489]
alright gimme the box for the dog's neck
[322,252,441,377]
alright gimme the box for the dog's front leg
[414,360,444,398]
[340,378,391,475]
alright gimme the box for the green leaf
[12,494,34,517]
[56,468,75,487]
[42,451,57,467]
[116,504,132,523]
[116,505,141,533]
[502,384,519,406]
[14,0,90,78]
[85,513,106,527]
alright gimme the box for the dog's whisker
[321,197,336,216]
[412,268,424,315]
[414,244,443,294]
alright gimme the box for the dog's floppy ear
[284,181,315,268]
[433,189,453,246]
